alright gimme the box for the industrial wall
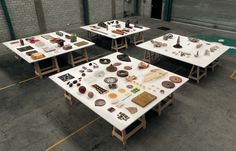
[171,0,236,31]
[0,0,135,42]
[140,0,152,18]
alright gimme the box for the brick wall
[41,0,83,32]
[0,0,128,43]
[140,0,152,18]
[116,0,124,18]
[5,0,40,39]
[0,7,10,42]
[88,0,112,23]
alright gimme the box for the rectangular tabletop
[80,20,150,39]
[3,31,95,63]
[137,33,230,68]
[50,52,188,131]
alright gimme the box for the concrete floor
[0,16,236,151]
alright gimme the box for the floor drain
[230,70,236,79]
[157,27,170,31]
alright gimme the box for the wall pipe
[163,0,172,21]
[0,0,16,40]
[82,0,90,25]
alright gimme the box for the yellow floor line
[0,76,36,91]
[0,83,17,91]
[18,76,37,84]
[44,117,100,151]
[230,70,236,79]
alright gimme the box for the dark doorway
[151,0,163,19]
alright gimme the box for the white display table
[3,31,95,78]
[50,52,188,144]
[137,33,230,83]
[81,20,150,51]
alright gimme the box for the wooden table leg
[208,60,219,71]
[140,115,146,129]
[88,31,92,40]
[230,70,236,79]
[34,57,60,79]
[197,66,200,83]
[68,52,75,67]
[68,48,89,67]
[112,115,146,145]
[153,93,174,116]
[111,38,128,52]
[115,39,118,51]
[34,62,42,79]
[143,50,159,63]
[124,37,128,49]
[83,48,89,62]
[64,91,74,105]
[133,32,144,45]
[52,57,60,73]
[188,65,207,83]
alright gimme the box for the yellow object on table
[31,53,45,60]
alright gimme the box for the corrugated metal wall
[171,0,236,31]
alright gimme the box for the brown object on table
[169,76,182,83]
[124,66,132,70]
[126,107,138,114]
[117,70,129,77]
[117,54,131,62]
[118,88,126,93]
[108,107,115,113]
[95,99,106,106]
[160,89,165,94]
[143,69,167,82]
[92,84,108,94]
[113,62,122,66]
[88,91,94,98]
[26,50,38,56]
[106,64,117,72]
[126,85,134,89]
[74,41,89,47]
[138,62,149,69]
[112,29,126,35]
[108,93,118,99]
[31,53,45,60]
[173,36,183,49]
[65,35,71,39]
[98,22,107,28]
[63,45,72,50]
[162,81,175,89]
[50,38,61,44]
[104,77,118,84]
[20,39,24,46]
[126,75,137,82]
[57,39,65,47]
[78,86,86,94]
[99,58,111,64]
[132,91,157,107]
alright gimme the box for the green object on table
[70,33,77,42]
[131,88,140,94]
[192,34,236,57]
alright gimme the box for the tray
[132,91,157,107]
